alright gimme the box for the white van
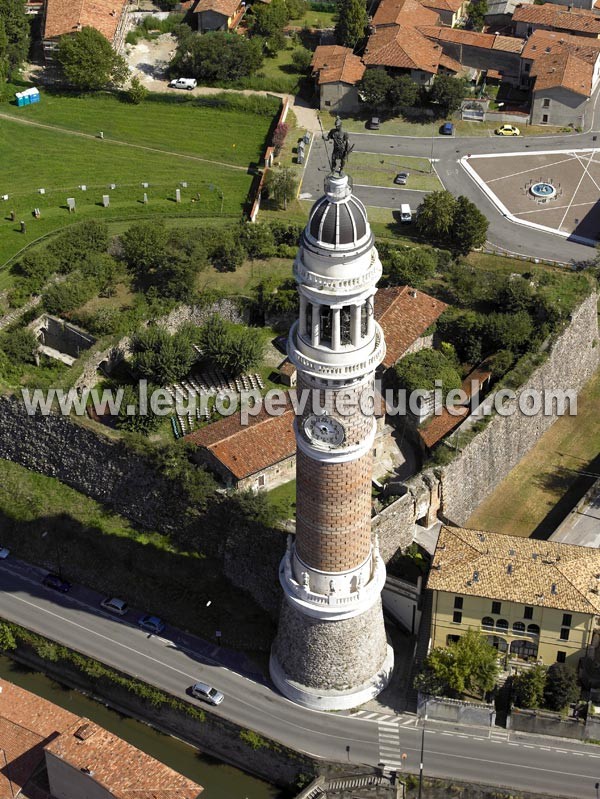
[169,78,197,90]
[400,204,412,223]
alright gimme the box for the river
[0,655,283,799]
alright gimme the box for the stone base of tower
[270,597,394,710]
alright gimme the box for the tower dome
[305,174,370,251]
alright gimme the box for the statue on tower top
[324,117,353,175]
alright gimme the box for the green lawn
[197,257,293,296]
[289,8,336,27]
[349,153,442,192]
[467,370,600,538]
[0,90,276,268]
[266,479,296,520]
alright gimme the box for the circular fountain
[530,182,557,199]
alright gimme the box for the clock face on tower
[303,414,345,448]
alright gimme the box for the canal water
[0,656,283,799]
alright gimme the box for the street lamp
[418,725,425,799]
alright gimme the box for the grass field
[0,91,276,267]
[197,257,292,295]
[466,370,600,538]
[350,153,442,192]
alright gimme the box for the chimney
[409,289,417,298]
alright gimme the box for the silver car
[100,597,128,616]
[190,681,224,705]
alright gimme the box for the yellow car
[495,124,520,136]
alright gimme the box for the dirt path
[0,111,249,171]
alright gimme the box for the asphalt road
[302,122,600,264]
[3,558,600,797]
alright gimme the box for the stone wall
[418,692,495,727]
[440,292,600,525]
[509,707,586,740]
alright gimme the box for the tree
[272,122,289,156]
[170,31,263,83]
[512,665,547,709]
[467,0,487,30]
[251,0,289,51]
[393,348,461,400]
[199,315,264,376]
[484,310,533,353]
[125,75,148,104]
[117,383,163,435]
[2,327,38,364]
[415,630,499,698]
[498,277,535,314]
[438,308,485,363]
[543,663,580,711]
[335,0,367,48]
[57,27,128,91]
[358,68,392,108]
[387,75,419,113]
[292,46,312,73]
[451,195,489,255]
[383,246,437,289]
[416,190,457,242]
[121,221,169,279]
[239,223,276,259]
[130,326,197,385]
[429,75,467,114]
[0,622,16,652]
[0,0,30,78]
[266,167,298,210]
[48,220,110,274]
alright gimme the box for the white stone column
[367,297,375,338]
[311,303,320,346]
[299,294,307,337]
[351,304,361,346]
[331,308,341,351]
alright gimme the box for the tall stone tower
[270,171,394,710]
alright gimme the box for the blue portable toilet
[15,87,40,107]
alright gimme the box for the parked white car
[100,597,128,616]
[190,681,224,706]
[169,78,197,91]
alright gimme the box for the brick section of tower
[295,449,373,572]
[296,374,375,447]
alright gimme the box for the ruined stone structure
[269,173,394,709]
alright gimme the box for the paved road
[3,558,600,797]
[551,481,600,547]
[302,124,600,263]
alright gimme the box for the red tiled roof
[419,405,468,448]
[364,24,446,72]
[374,285,447,369]
[513,2,600,34]
[278,358,297,376]
[419,25,524,52]
[422,0,464,13]
[311,45,366,85]
[186,401,296,480]
[373,0,440,27]
[192,0,241,16]
[45,721,203,798]
[523,30,600,94]
[44,0,127,41]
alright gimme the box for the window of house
[560,627,570,641]
[524,606,533,620]
[492,601,501,614]
[542,98,550,108]
[453,611,462,624]
[513,621,526,633]
[542,114,549,124]
[524,62,530,73]
[447,634,460,645]
[325,100,331,106]
[482,617,494,629]
[562,613,572,627]
[258,475,265,488]
[527,624,540,636]
[454,596,464,610]
[496,618,509,631]
[556,651,566,663]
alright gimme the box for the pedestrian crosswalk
[377,720,404,770]
[350,709,417,726]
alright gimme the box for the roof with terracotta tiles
[193,0,241,16]
[419,24,524,51]
[429,525,600,614]
[364,24,447,72]
[0,679,79,797]
[522,28,600,59]
[373,0,440,27]
[44,0,127,41]
[513,2,600,35]
[422,0,465,13]
[374,285,447,368]
[45,720,203,798]
[186,400,296,480]
[311,45,366,85]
